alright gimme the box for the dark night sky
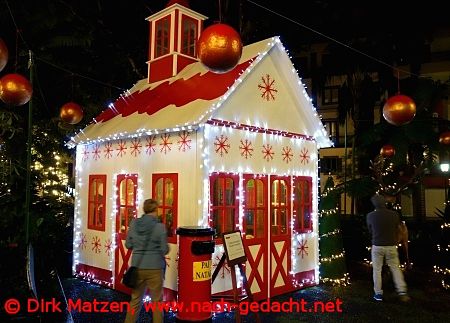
[1,0,449,120]
[1,0,448,72]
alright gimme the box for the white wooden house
[69,0,332,301]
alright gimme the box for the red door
[242,175,268,301]
[114,174,138,293]
[269,176,292,297]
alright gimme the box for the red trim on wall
[149,56,175,83]
[269,175,292,297]
[180,15,197,57]
[176,55,197,74]
[152,173,178,244]
[75,263,112,283]
[242,175,268,241]
[87,174,107,231]
[243,174,268,300]
[115,174,138,294]
[174,9,179,52]
[293,269,316,286]
[155,16,171,58]
[207,119,315,141]
[115,174,138,235]
[163,288,178,301]
[209,172,240,241]
[292,176,313,233]
[148,22,153,61]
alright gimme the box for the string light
[434,222,450,290]
[67,37,331,149]
[70,30,332,297]
[318,177,350,286]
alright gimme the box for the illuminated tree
[319,176,349,285]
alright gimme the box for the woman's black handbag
[122,266,138,288]
[122,220,155,289]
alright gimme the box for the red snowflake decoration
[297,238,309,258]
[178,131,192,152]
[92,144,101,161]
[116,139,127,157]
[239,139,253,159]
[130,138,142,157]
[145,135,157,155]
[258,74,278,101]
[282,146,293,163]
[79,233,87,250]
[82,146,89,162]
[299,147,310,164]
[214,135,230,156]
[262,144,274,161]
[91,236,102,254]
[212,254,231,279]
[160,134,172,154]
[104,239,113,256]
[104,142,113,159]
[165,251,179,268]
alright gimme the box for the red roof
[95,59,253,123]
[69,37,332,149]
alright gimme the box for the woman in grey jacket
[124,199,169,323]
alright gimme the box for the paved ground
[3,264,450,322]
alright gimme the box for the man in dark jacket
[366,194,410,302]
[124,199,169,323]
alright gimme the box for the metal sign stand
[211,231,261,323]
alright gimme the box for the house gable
[211,39,331,148]
[68,37,331,149]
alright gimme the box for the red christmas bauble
[60,101,84,124]
[0,73,33,106]
[382,94,416,126]
[0,38,8,72]
[380,144,395,158]
[439,131,450,145]
[197,23,243,74]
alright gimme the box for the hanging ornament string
[383,67,417,126]
[218,0,222,23]
[247,0,422,79]
[14,28,19,72]
[35,56,125,91]
[71,73,74,100]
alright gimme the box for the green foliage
[319,176,349,285]
[334,176,377,199]
[0,0,156,295]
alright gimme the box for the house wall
[199,43,325,297]
[71,37,329,299]
[204,123,320,297]
[73,129,202,292]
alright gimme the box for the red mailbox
[176,226,215,322]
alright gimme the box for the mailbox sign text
[193,260,212,281]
